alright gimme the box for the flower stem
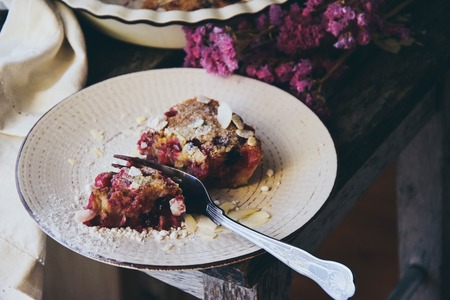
[384,0,415,19]
[318,49,355,89]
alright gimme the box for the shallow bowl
[59,0,288,49]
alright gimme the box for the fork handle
[212,209,355,300]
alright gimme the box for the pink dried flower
[245,64,275,84]
[182,0,412,118]
[289,59,313,94]
[324,3,356,37]
[274,62,295,83]
[183,24,238,76]
[334,32,357,49]
[303,0,324,17]
[269,4,284,26]
[276,3,325,55]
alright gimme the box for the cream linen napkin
[0,0,87,137]
[0,0,87,299]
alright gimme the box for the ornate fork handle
[207,204,355,300]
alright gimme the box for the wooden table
[44,0,450,299]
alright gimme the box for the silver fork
[113,154,355,300]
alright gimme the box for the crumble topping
[137,96,263,187]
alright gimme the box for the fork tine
[111,163,128,169]
[113,154,180,178]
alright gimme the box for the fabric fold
[0,0,87,299]
[0,0,87,136]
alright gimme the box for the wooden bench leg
[396,74,450,299]
[202,260,292,300]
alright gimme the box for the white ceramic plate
[16,68,337,270]
[59,0,288,48]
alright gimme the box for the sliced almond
[135,116,148,125]
[90,129,104,141]
[147,115,168,131]
[196,95,210,104]
[247,136,258,146]
[227,207,260,221]
[74,210,96,223]
[260,185,271,192]
[184,214,197,233]
[196,215,219,231]
[67,158,77,166]
[217,101,232,129]
[240,210,271,227]
[90,147,104,158]
[236,129,254,139]
[219,201,236,213]
[231,114,244,130]
[195,229,218,240]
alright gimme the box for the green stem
[384,0,415,20]
[318,49,355,89]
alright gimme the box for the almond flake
[195,230,218,240]
[184,214,198,233]
[219,201,236,213]
[195,125,212,137]
[247,136,257,146]
[91,148,103,158]
[128,166,143,176]
[231,114,244,130]
[135,116,148,125]
[67,159,77,166]
[236,129,254,139]
[261,185,271,192]
[240,210,271,227]
[90,129,104,141]
[147,116,168,131]
[217,101,232,129]
[74,210,96,223]
[188,118,204,128]
[196,95,210,104]
[163,244,174,251]
[159,230,169,237]
[196,215,219,231]
[227,207,260,221]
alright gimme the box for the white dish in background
[16,68,337,270]
[58,0,288,49]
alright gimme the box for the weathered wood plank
[203,259,291,300]
[387,265,427,300]
[442,70,450,300]
[397,113,442,299]
[144,270,205,298]
[396,71,450,299]
[43,237,122,300]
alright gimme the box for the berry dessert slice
[79,166,186,231]
[137,96,263,188]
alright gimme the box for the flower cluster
[183,0,411,117]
